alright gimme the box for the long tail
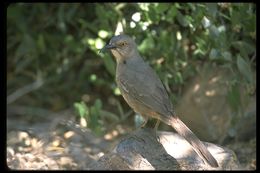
[164,116,218,167]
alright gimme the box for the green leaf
[37,34,46,54]
[206,3,218,18]
[243,15,256,33]
[16,34,35,58]
[139,35,155,53]
[232,41,255,58]
[148,6,159,23]
[175,72,183,84]
[91,99,102,118]
[94,99,102,110]
[166,5,177,21]
[90,105,100,129]
[156,3,169,14]
[236,55,253,83]
[176,12,189,27]
[74,101,89,118]
[221,51,232,62]
[209,25,219,38]
[7,4,26,32]
[231,6,241,26]
[209,48,219,60]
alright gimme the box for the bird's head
[100,34,138,62]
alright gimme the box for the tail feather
[166,116,218,167]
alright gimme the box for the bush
[7,3,256,134]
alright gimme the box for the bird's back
[116,56,174,118]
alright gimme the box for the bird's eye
[119,42,127,46]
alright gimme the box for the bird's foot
[153,120,161,142]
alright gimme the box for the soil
[6,111,255,170]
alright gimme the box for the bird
[100,34,218,167]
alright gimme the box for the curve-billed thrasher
[100,34,218,167]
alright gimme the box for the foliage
[7,3,256,135]
[74,100,103,135]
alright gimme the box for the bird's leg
[140,115,148,128]
[154,119,161,142]
[154,119,160,131]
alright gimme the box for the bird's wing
[117,61,174,116]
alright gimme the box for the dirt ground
[6,111,256,170]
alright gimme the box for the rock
[91,128,241,170]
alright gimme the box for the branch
[7,78,44,104]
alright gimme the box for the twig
[7,78,44,104]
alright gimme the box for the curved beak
[99,44,117,53]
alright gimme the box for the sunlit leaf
[74,101,89,118]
